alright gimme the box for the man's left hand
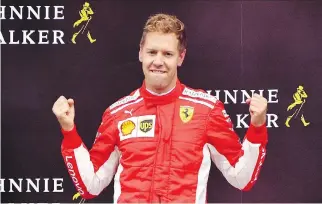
[246,94,268,127]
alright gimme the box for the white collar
[146,86,175,96]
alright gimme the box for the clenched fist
[246,94,268,127]
[52,96,75,131]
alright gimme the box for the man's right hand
[52,96,75,131]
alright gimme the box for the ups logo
[140,119,153,133]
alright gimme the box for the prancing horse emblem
[179,106,194,123]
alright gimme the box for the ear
[139,46,143,62]
[177,49,187,67]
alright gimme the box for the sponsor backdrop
[2,0,322,203]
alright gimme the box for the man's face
[139,32,186,93]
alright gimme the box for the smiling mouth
[150,70,166,74]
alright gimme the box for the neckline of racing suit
[146,86,176,96]
[139,79,183,107]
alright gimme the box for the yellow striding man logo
[72,192,80,200]
[285,85,310,127]
[71,2,96,44]
[180,106,194,123]
[72,192,86,203]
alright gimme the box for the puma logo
[124,109,133,116]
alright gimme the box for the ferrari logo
[180,106,194,123]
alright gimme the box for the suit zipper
[149,106,162,202]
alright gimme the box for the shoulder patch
[110,89,140,110]
[182,87,218,104]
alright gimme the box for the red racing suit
[61,80,268,203]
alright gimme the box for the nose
[153,53,164,66]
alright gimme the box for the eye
[148,50,156,55]
[165,52,173,57]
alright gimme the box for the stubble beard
[145,67,175,92]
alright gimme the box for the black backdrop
[2,0,322,203]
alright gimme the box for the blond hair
[140,13,187,53]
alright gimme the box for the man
[53,13,268,203]
[285,85,310,127]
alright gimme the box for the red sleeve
[206,101,268,191]
[61,109,119,199]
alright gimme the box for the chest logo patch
[180,106,194,123]
[120,120,136,136]
[118,115,156,141]
[140,119,153,133]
